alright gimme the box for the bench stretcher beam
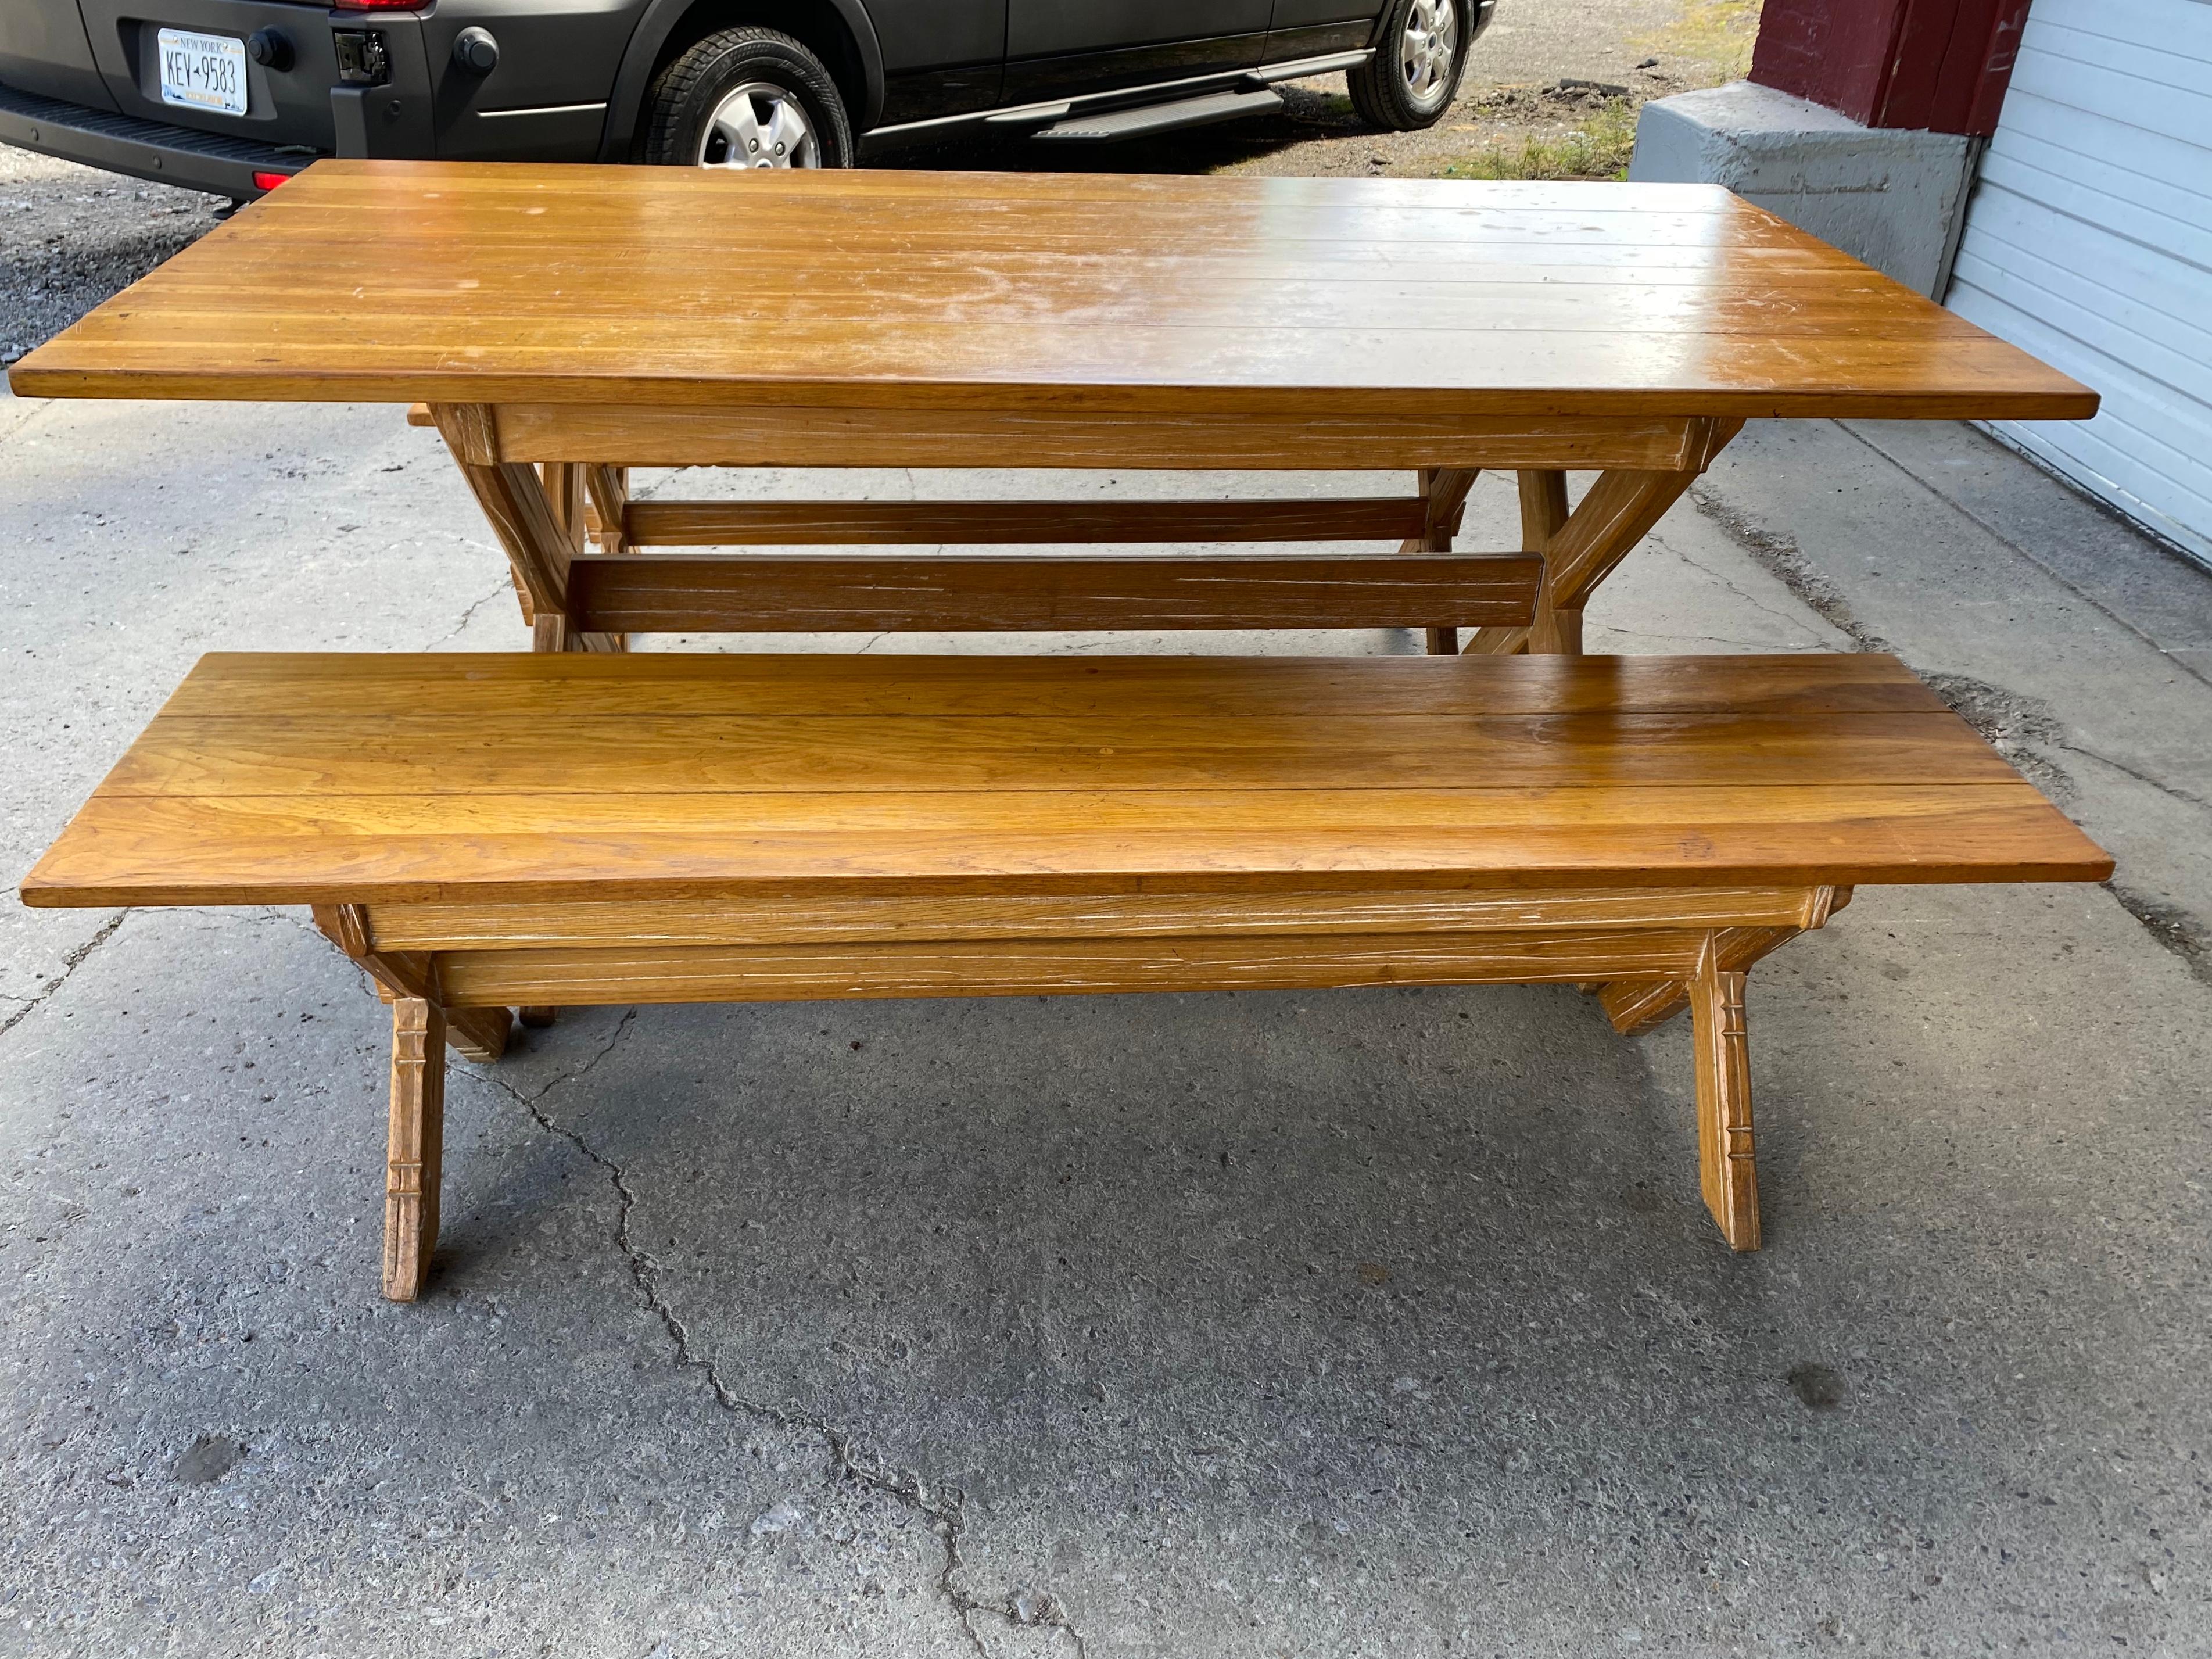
[336,888,1852,1299]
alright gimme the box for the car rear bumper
[1471,0,1498,41]
[0,78,307,196]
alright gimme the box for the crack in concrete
[0,910,126,1041]
[487,1011,1087,1659]
[2056,740,2212,816]
[1591,624,1801,651]
[425,579,517,651]
[2040,745,2212,988]
[2100,881,2212,987]
[1658,535,1834,640]
[503,1005,638,1099]
[0,393,58,449]
[1686,485,1891,652]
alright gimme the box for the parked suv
[0,0,1493,198]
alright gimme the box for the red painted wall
[1748,0,2031,137]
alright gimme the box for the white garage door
[1946,0,2212,566]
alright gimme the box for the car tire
[1348,0,1470,131]
[643,27,855,169]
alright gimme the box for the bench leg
[311,904,515,1063]
[519,1006,558,1029]
[1689,938,1761,1251]
[385,997,446,1302]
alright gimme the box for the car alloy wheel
[1400,0,1458,105]
[698,81,820,168]
[644,28,854,169]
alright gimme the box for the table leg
[1464,468,1694,656]
[428,405,625,655]
[517,461,626,1030]
[538,462,628,655]
[1402,466,1478,655]
[1517,470,1580,653]
[580,463,633,660]
[584,464,629,554]
[1465,421,1741,657]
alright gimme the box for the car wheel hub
[699,81,819,168]
[1401,0,1457,103]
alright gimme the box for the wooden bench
[23,595,2109,1300]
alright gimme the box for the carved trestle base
[314,884,1848,1298]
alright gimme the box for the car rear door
[73,0,395,153]
[1003,0,1270,102]
[0,0,120,110]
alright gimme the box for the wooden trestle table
[9,160,2095,659]
[10,160,2113,1287]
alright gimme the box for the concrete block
[1629,79,1973,297]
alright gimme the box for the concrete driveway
[3,387,2209,1656]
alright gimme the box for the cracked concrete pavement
[4,384,2211,1656]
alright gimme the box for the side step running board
[1032,86,1284,142]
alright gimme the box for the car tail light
[252,171,293,192]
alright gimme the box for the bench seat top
[23,651,2111,908]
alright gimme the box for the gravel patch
[1,146,227,365]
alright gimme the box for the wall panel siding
[1947,0,2212,564]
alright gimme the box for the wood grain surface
[560,551,1543,633]
[619,497,1439,546]
[8,163,2096,422]
[24,651,2112,907]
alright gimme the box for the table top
[9,161,2095,423]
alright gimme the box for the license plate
[156,28,248,117]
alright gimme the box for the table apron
[458,403,1740,473]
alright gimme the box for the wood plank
[562,552,1541,633]
[28,653,2107,909]
[23,783,2112,907]
[431,929,1723,1007]
[100,711,2028,796]
[156,650,1954,719]
[8,162,2096,424]
[31,317,2066,405]
[621,496,1436,546]
[136,276,1996,335]
[362,885,1833,949]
